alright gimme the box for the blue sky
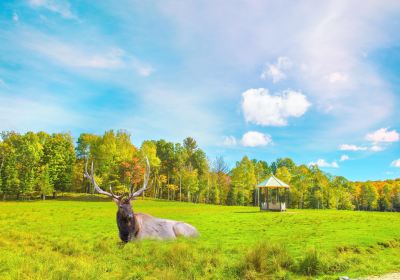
[1,0,400,181]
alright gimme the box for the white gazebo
[256,175,290,211]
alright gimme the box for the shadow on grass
[56,196,110,202]
[233,211,263,214]
[233,211,298,214]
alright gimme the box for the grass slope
[0,197,400,279]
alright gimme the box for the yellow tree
[167,184,178,200]
[231,156,256,205]
[140,140,161,198]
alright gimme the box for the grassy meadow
[1,196,400,279]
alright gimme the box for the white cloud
[28,0,76,19]
[30,41,124,69]
[242,88,311,126]
[223,136,237,146]
[391,159,400,168]
[339,143,385,152]
[22,33,153,76]
[340,155,349,161]
[309,159,339,168]
[370,145,384,152]
[365,128,400,143]
[241,131,272,147]
[12,12,19,22]
[339,144,368,151]
[135,64,154,77]
[327,72,347,83]
[261,56,292,83]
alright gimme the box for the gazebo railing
[260,202,286,211]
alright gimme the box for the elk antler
[84,160,122,201]
[128,157,151,200]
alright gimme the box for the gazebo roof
[256,174,289,188]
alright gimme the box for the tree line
[0,130,399,211]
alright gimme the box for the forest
[0,130,399,211]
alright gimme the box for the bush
[297,248,324,276]
[240,242,293,278]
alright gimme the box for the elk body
[84,159,198,242]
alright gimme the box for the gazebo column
[285,188,288,207]
[266,188,269,210]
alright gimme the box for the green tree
[155,139,176,178]
[231,156,257,205]
[37,165,53,200]
[76,133,100,159]
[253,160,271,185]
[332,176,353,210]
[183,137,198,157]
[0,132,43,199]
[290,165,311,208]
[360,182,378,210]
[89,130,137,190]
[42,133,75,193]
[182,167,198,202]
[276,158,296,173]
[174,143,188,201]
[308,166,329,209]
[0,141,19,200]
[379,184,393,211]
[208,172,220,204]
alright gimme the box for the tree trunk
[179,175,182,202]
[206,176,210,204]
[154,178,157,198]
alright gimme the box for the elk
[84,158,198,242]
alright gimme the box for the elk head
[84,158,150,242]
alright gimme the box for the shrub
[324,256,350,274]
[377,239,400,248]
[298,248,325,276]
[240,242,293,278]
[336,245,362,254]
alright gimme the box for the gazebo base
[260,202,286,212]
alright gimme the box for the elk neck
[116,209,139,242]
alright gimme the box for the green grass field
[1,196,400,279]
